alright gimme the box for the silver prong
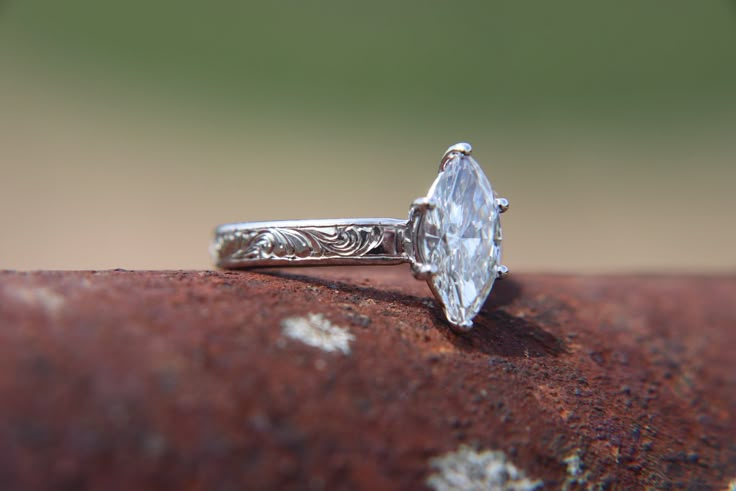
[445,142,472,156]
[411,197,436,213]
[411,262,437,280]
[495,197,509,213]
[496,264,509,280]
[451,320,474,332]
[440,142,472,170]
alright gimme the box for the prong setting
[445,142,473,156]
[410,197,436,213]
[410,143,506,331]
[440,142,473,170]
[452,319,474,332]
[411,262,437,280]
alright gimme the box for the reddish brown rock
[0,268,734,490]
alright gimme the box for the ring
[211,142,509,331]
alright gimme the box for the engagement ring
[211,142,509,331]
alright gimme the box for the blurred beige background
[1,1,735,273]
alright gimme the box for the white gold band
[212,218,410,268]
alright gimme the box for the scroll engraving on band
[214,225,387,263]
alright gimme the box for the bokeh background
[1,1,734,272]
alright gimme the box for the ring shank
[212,218,410,268]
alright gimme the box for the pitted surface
[0,269,733,490]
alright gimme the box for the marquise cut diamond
[416,153,502,328]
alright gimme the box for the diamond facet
[415,152,502,328]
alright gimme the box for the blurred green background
[1,1,735,272]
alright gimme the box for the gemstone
[416,153,502,328]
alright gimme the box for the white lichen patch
[426,445,542,491]
[563,451,583,478]
[561,449,592,491]
[4,285,65,314]
[281,313,355,355]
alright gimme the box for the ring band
[213,218,409,268]
[212,142,509,330]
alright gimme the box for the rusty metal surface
[0,269,734,490]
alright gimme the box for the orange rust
[0,268,733,489]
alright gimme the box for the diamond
[415,152,502,328]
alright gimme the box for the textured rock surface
[0,268,734,490]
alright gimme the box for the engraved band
[212,218,410,268]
